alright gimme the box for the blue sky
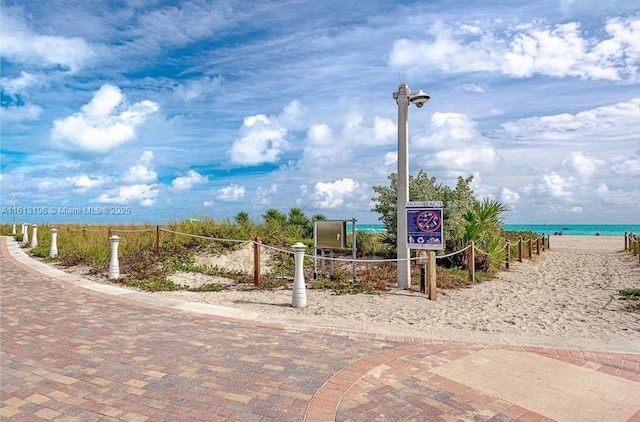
[1,0,639,225]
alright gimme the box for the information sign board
[406,201,444,250]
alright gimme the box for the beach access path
[1,235,639,421]
[157,235,640,353]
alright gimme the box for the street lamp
[393,83,430,288]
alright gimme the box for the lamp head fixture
[409,90,430,108]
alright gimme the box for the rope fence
[13,222,555,302]
[624,232,640,265]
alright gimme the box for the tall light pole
[393,83,430,288]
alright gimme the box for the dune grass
[619,288,640,312]
[1,220,535,294]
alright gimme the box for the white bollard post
[30,224,38,248]
[23,223,29,244]
[12,223,16,235]
[108,235,121,280]
[291,242,307,308]
[50,229,58,258]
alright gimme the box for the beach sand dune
[157,236,640,352]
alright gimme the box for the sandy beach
[156,235,640,352]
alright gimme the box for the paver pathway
[1,237,639,421]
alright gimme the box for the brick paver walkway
[1,237,639,421]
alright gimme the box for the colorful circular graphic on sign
[415,210,441,232]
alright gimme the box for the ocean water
[502,224,640,236]
[352,223,640,236]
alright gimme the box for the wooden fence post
[82,227,87,237]
[518,237,523,263]
[536,237,540,255]
[505,242,510,270]
[156,225,162,255]
[428,250,436,300]
[547,234,550,250]
[417,250,427,294]
[108,227,112,239]
[253,237,261,287]
[624,232,628,251]
[528,238,533,259]
[468,241,475,283]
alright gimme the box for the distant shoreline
[351,223,639,236]
[4,221,638,237]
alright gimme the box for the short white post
[50,229,58,258]
[23,223,29,244]
[108,235,121,280]
[291,242,307,308]
[30,224,38,248]
[12,223,16,235]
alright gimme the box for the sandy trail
[156,235,640,352]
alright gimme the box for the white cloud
[372,117,396,143]
[461,83,486,93]
[203,200,214,207]
[389,16,640,81]
[306,123,333,145]
[1,71,44,94]
[595,182,640,206]
[65,174,108,193]
[612,158,640,176]
[51,84,159,154]
[277,100,307,131]
[123,151,158,183]
[540,172,575,197]
[170,170,207,191]
[384,151,397,167]
[561,151,604,182]
[256,184,279,206]
[313,178,364,209]
[0,10,94,72]
[413,112,478,149]
[216,184,246,201]
[501,98,640,142]
[96,184,159,206]
[173,76,223,101]
[433,146,499,170]
[37,179,64,191]
[0,104,43,122]
[500,187,521,206]
[389,25,498,74]
[228,114,288,166]
[400,111,503,175]
[136,2,230,47]
[228,100,308,167]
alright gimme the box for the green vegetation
[372,170,509,273]
[1,170,527,295]
[619,288,640,312]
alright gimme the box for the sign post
[407,201,444,300]
[407,201,444,251]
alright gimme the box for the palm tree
[463,198,508,244]
[287,207,308,226]
[234,211,250,226]
[463,198,509,271]
[311,214,327,222]
[262,208,287,224]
